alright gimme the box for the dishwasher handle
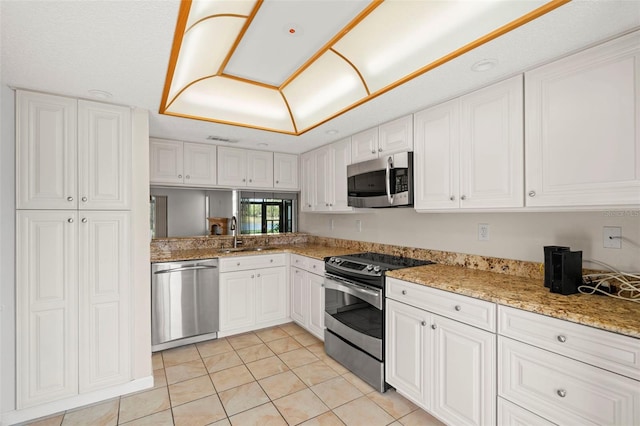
[154,265,218,275]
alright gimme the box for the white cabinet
[386,278,496,426]
[17,210,131,407]
[525,31,640,207]
[301,137,353,213]
[17,91,131,210]
[498,305,640,425]
[414,75,523,210]
[290,254,325,340]
[217,146,273,188]
[274,153,299,190]
[218,254,288,335]
[351,115,413,163]
[149,138,217,186]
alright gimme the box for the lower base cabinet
[385,278,496,426]
[218,254,288,335]
[290,255,325,340]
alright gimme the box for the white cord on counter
[581,259,640,303]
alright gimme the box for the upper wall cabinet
[218,146,273,188]
[525,31,640,207]
[17,91,132,210]
[273,153,299,190]
[414,75,524,210]
[351,115,413,163]
[149,138,217,187]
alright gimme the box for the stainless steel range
[323,252,432,392]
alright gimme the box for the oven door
[324,273,383,360]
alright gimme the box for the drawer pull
[237,262,240,266]
[270,259,274,263]
[312,265,316,268]
[454,305,462,311]
[421,321,426,326]
[431,324,437,330]
[556,389,567,398]
[557,335,567,343]
[401,290,407,295]
[67,196,74,202]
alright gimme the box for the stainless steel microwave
[347,152,414,208]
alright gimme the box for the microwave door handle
[385,156,394,205]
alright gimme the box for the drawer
[386,277,496,332]
[498,398,556,426]
[498,305,640,380]
[219,253,286,272]
[291,254,324,275]
[499,336,640,426]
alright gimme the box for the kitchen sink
[217,246,279,254]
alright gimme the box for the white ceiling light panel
[186,0,257,29]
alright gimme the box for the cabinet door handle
[237,262,241,266]
[460,195,466,201]
[421,321,426,326]
[556,389,567,398]
[67,196,74,202]
[401,290,407,295]
[270,259,274,263]
[67,218,74,223]
[81,196,87,202]
[454,305,462,311]
[178,174,182,179]
[81,218,87,223]
[312,265,316,269]
[276,180,279,184]
[242,178,246,182]
[431,324,437,330]
[186,175,190,179]
[557,335,567,343]
[528,191,536,197]
[371,150,376,154]
[249,179,252,182]
[450,196,455,201]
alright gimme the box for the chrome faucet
[230,215,242,248]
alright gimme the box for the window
[239,192,296,234]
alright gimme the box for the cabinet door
[314,147,332,211]
[274,153,299,189]
[379,115,413,155]
[247,150,274,188]
[78,100,132,210]
[149,139,184,184]
[300,152,315,212]
[525,32,640,207]
[217,146,247,187]
[183,142,217,186]
[351,127,379,163]
[16,90,78,210]
[498,398,556,426]
[385,299,429,408]
[431,315,496,426]
[78,211,130,392]
[307,273,325,340]
[413,99,460,210]
[219,271,255,331]
[330,138,353,212]
[460,75,523,208]
[255,266,287,324]
[17,210,78,408]
[290,267,308,326]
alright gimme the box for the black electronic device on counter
[544,245,583,295]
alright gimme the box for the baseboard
[1,376,153,426]
[218,318,292,338]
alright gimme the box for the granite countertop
[151,243,639,340]
[387,264,640,339]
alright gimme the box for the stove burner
[341,252,433,269]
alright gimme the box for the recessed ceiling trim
[330,47,370,96]
[185,13,252,34]
[217,0,263,75]
[220,73,279,90]
[165,73,215,110]
[159,0,192,115]
[278,0,383,91]
[161,0,571,135]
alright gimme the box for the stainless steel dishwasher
[151,258,219,352]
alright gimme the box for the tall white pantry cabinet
[15,90,133,408]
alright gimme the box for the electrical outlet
[603,226,622,249]
[478,223,490,241]
[356,219,362,232]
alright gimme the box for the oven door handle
[385,156,394,205]
[324,274,382,310]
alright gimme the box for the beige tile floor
[25,323,445,426]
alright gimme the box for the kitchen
[2,1,640,425]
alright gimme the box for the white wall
[300,209,640,271]
[1,84,15,414]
